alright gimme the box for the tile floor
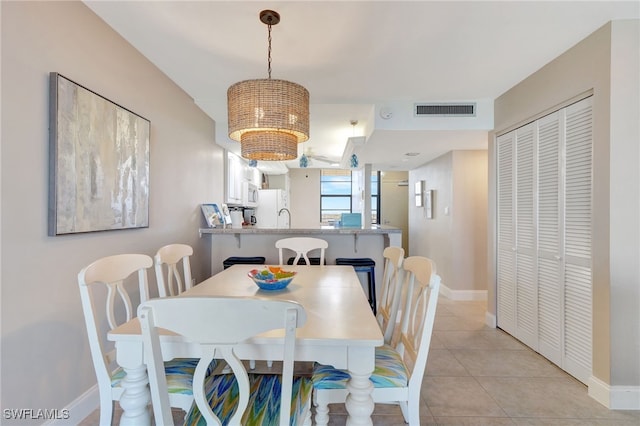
[81,297,640,425]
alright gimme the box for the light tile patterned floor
[81,297,640,425]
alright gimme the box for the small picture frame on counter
[201,204,223,228]
[220,204,233,227]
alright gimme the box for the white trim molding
[588,376,640,410]
[485,311,497,328]
[43,385,99,426]
[439,283,487,301]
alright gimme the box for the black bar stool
[335,258,376,314]
[222,256,266,270]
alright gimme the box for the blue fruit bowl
[248,268,296,291]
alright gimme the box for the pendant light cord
[267,23,272,79]
[260,10,280,79]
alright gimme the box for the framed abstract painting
[48,73,150,235]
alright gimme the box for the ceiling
[84,1,638,173]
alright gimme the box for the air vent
[415,103,476,117]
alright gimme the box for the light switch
[444,206,450,216]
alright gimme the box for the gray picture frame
[425,189,433,219]
[414,180,424,207]
[48,73,150,235]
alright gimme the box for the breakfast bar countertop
[199,224,401,236]
[200,224,403,277]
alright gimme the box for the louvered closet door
[537,111,563,366]
[515,123,538,349]
[562,97,593,383]
[496,132,516,335]
[495,96,592,384]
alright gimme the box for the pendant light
[350,153,359,168]
[349,120,359,168]
[227,10,310,161]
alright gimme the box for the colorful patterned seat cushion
[111,358,215,395]
[184,373,312,426]
[110,367,126,388]
[312,344,408,389]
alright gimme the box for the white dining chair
[377,246,405,344]
[276,237,328,266]
[312,256,440,426]
[154,243,194,297]
[78,254,198,426]
[138,296,313,426]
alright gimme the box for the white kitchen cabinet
[245,164,260,185]
[496,96,593,384]
[225,151,263,206]
[225,151,243,205]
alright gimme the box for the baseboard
[43,385,99,425]
[588,376,640,410]
[588,376,610,407]
[485,311,497,328]
[440,283,487,301]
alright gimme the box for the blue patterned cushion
[165,358,200,395]
[184,374,312,426]
[111,358,216,395]
[312,344,408,389]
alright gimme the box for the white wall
[409,153,453,282]
[409,150,488,299]
[490,20,639,402]
[451,151,488,293]
[608,19,639,392]
[1,2,222,423]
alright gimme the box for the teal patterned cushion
[184,374,312,426]
[312,344,408,389]
[111,358,215,395]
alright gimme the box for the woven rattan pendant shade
[227,10,310,161]
[228,78,309,161]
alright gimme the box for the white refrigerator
[255,189,289,228]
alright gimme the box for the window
[320,170,352,223]
[371,172,379,224]
[320,170,380,224]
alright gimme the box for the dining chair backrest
[377,246,405,344]
[276,237,328,266]
[394,256,440,393]
[311,255,440,426]
[77,253,153,426]
[154,243,193,297]
[138,296,308,426]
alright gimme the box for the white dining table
[108,264,384,425]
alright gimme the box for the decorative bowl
[248,267,296,291]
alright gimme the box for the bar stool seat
[286,257,325,265]
[222,256,266,270]
[335,257,376,314]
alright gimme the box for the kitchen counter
[199,224,401,236]
[200,225,403,285]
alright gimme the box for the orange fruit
[268,266,282,273]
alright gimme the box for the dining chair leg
[365,266,376,314]
[313,399,330,426]
[302,410,312,426]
